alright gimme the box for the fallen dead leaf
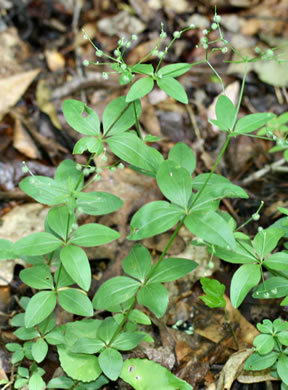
[36,79,62,130]
[45,49,65,72]
[0,69,41,120]
[13,118,41,159]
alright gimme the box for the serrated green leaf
[20,265,53,289]
[157,77,188,104]
[111,332,145,351]
[93,276,140,310]
[58,288,93,317]
[128,201,183,240]
[199,277,226,309]
[60,245,91,291]
[122,244,152,282]
[70,223,120,247]
[244,351,279,371]
[230,264,261,308]
[185,211,236,249]
[149,257,197,283]
[215,95,236,131]
[99,348,123,381]
[103,96,141,136]
[76,191,123,216]
[15,232,62,256]
[19,176,68,205]
[126,77,154,102]
[253,228,285,258]
[25,291,56,327]
[168,142,196,175]
[158,63,191,78]
[234,112,275,134]
[156,160,192,208]
[32,338,48,363]
[120,358,192,390]
[106,132,163,176]
[73,137,103,155]
[137,283,168,318]
[63,99,100,135]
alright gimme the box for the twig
[242,158,287,185]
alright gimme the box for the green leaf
[54,266,74,288]
[93,276,140,310]
[209,118,228,130]
[14,327,39,340]
[11,313,25,327]
[126,77,154,102]
[19,176,68,206]
[15,232,62,256]
[45,328,65,345]
[215,95,236,131]
[106,132,163,176]
[244,351,279,371]
[253,228,285,258]
[253,334,275,355]
[0,239,14,259]
[213,240,257,264]
[137,283,168,318]
[111,332,145,351]
[25,291,56,327]
[11,350,25,364]
[73,137,103,155]
[6,343,22,352]
[28,373,45,390]
[60,245,91,291]
[191,173,248,199]
[184,211,236,249]
[230,264,261,308]
[20,265,53,289]
[128,310,151,325]
[277,354,288,385]
[168,142,196,175]
[47,376,75,389]
[199,278,226,308]
[149,258,197,283]
[54,160,83,190]
[263,252,288,270]
[254,277,288,299]
[57,345,101,382]
[32,338,48,363]
[14,378,28,388]
[122,244,152,282]
[128,201,183,240]
[131,64,154,75]
[234,112,275,134]
[120,358,192,390]
[48,206,75,240]
[257,319,273,334]
[70,223,120,247]
[71,338,105,354]
[76,192,123,216]
[58,289,93,317]
[157,77,188,104]
[99,348,123,381]
[277,332,288,346]
[158,63,192,78]
[156,160,192,208]
[62,99,100,135]
[103,96,141,136]
[98,317,118,344]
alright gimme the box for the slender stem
[189,134,232,210]
[224,308,239,350]
[133,101,142,139]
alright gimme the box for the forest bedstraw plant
[0,9,287,389]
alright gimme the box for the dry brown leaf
[0,69,41,120]
[45,49,65,72]
[36,79,62,130]
[216,349,253,390]
[238,370,278,384]
[13,118,41,159]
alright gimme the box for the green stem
[189,134,232,210]
[133,101,142,139]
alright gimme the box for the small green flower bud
[101,154,108,162]
[157,51,165,58]
[76,163,82,171]
[258,226,263,232]
[102,72,109,80]
[126,42,131,48]
[203,43,208,50]
[96,49,103,57]
[160,31,167,38]
[211,22,218,30]
[110,167,116,172]
[118,163,124,169]
[266,49,274,57]
[83,168,90,176]
[254,46,261,54]
[173,31,181,39]
[121,64,127,71]
[221,47,228,54]
[213,15,221,23]
[114,48,121,57]
[83,33,89,40]
[83,59,90,67]
[189,23,196,29]
[202,29,208,35]
[252,213,260,221]
[131,34,138,41]
[201,37,208,44]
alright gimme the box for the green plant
[0,9,286,389]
